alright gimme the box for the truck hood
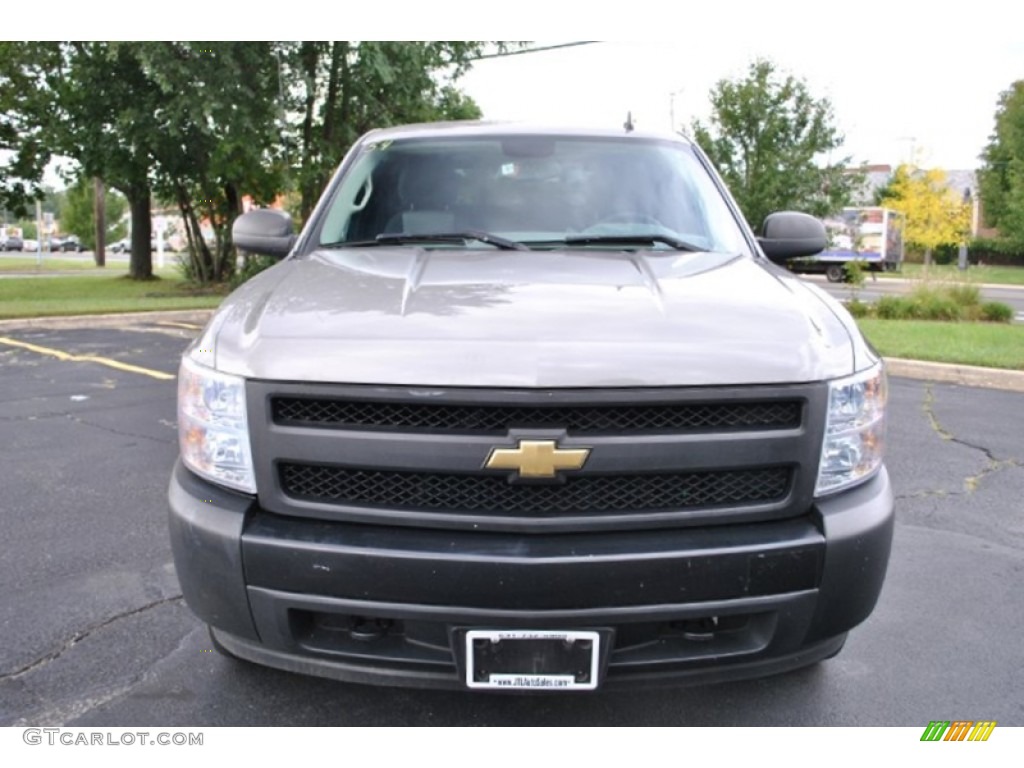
[206,248,861,387]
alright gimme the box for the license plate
[465,630,600,691]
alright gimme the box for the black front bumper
[169,459,893,689]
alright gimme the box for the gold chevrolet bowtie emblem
[484,439,591,479]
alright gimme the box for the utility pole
[669,87,685,133]
[94,177,106,267]
[36,200,43,268]
[958,188,971,271]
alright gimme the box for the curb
[0,310,1021,393]
[0,309,216,330]
[883,358,1024,394]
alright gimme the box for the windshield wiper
[553,234,705,251]
[332,231,530,252]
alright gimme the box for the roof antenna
[623,111,634,133]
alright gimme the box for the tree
[59,175,127,249]
[879,164,970,264]
[54,43,167,278]
[978,80,1024,248]
[0,42,165,278]
[137,42,289,283]
[690,59,855,230]
[1,41,498,284]
[0,42,53,216]
[282,42,488,221]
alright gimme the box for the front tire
[826,264,845,283]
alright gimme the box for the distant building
[846,164,986,237]
[848,164,893,206]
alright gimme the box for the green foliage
[690,58,854,229]
[967,235,1023,259]
[282,42,490,221]
[843,259,866,295]
[945,283,981,306]
[59,176,127,248]
[230,254,279,290]
[0,42,164,277]
[1,41,499,284]
[913,290,963,321]
[875,295,917,320]
[844,298,871,318]
[136,41,291,284]
[878,164,970,264]
[979,80,1024,249]
[0,43,54,215]
[865,282,1011,322]
[980,301,1014,323]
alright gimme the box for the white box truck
[789,207,905,282]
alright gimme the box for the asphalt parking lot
[0,314,1022,727]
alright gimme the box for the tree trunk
[176,182,209,284]
[220,182,242,282]
[93,177,106,267]
[924,248,933,267]
[128,186,153,280]
[299,42,321,222]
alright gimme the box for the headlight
[816,362,887,496]
[177,356,256,493]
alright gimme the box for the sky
[454,14,1022,173]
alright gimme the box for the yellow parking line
[0,336,175,380]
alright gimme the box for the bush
[175,251,198,283]
[843,259,866,289]
[964,236,1024,266]
[876,295,915,320]
[980,301,1014,323]
[916,293,963,321]
[945,283,981,307]
[230,253,278,289]
[845,299,871,318]
[861,279,1014,324]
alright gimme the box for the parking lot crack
[66,413,175,445]
[896,488,960,501]
[0,596,182,683]
[923,383,1022,493]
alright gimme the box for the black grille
[272,398,801,434]
[279,463,791,516]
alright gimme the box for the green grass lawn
[0,256,130,272]
[879,263,1024,286]
[856,318,1024,370]
[0,274,226,319]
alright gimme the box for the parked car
[109,239,130,254]
[1,235,24,251]
[22,239,39,252]
[60,235,85,252]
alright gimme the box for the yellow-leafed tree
[878,164,971,265]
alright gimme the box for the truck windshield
[316,135,748,254]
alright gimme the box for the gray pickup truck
[169,122,893,691]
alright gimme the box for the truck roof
[359,120,696,145]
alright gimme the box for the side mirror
[233,209,296,259]
[757,211,826,263]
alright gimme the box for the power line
[468,41,601,62]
